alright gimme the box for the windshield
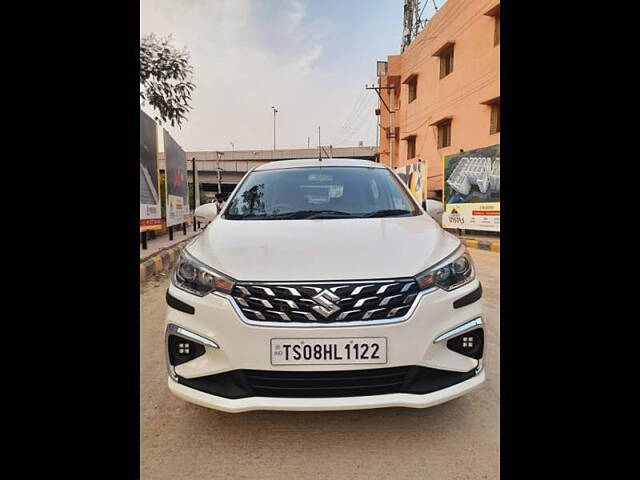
[224,166,421,220]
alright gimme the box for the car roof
[254,158,387,171]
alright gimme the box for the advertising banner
[164,129,190,227]
[442,144,500,232]
[140,110,162,231]
[394,160,425,203]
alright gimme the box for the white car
[165,158,485,412]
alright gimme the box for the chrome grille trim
[291,310,316,321]
[353,296,379,308]
[227,278,432,326]
[376,283,398,294]
[276,286,301,296]
[403,293,418,305]
[249,297,274,309]
[351,284,375,295]
[236,285,251,296]
[235,296,249,307]
[400,282,413,292]
[336,309,361,321]
[362,308,386,319]
[266,310,291,321]
[242,308,266,320]
[387,305,410,317]
[379,294,402,306]
[330,285,351,294]
[273,298,298,309]
[253,286,276,296]
[214,285,439,328]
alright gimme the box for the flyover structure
[158,146,378,195]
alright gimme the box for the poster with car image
[442,144,500,232]
[394,160,425,203]
[163,129,190,227]
[140,109,162,232]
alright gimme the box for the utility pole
[307,137,310,149]
[318,126,322,161]
[367,77,396,169]
[271,106,278,158]
[375,77,380,157]
[389,84,396,170]
[230,141,235,173]
[215,151,223,194]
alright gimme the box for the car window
[224,166,420,220]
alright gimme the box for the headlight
[415,244,475,291]
[172,250,236,297]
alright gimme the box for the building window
[490,101,500,134]
[494,12,500,46]
[407,136,416,159]
[437,121,452,148]
[408,77,418,103]
[439,46,454,79]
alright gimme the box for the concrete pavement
[140,248,500,479]
[141,226,202,262]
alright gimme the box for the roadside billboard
[164,129,190,227]
[442,144,500,232]
[140,110,162,231]
[394,160,425,203]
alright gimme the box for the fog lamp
[168,335,206,366]
[446,328,484,359]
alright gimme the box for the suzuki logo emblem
[311,289,341,318]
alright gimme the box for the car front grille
[231,279,420,323]
[178,366,477,399]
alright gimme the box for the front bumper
[168,370,485,412]
[165,277,485,412]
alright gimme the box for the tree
[140,34,195,128]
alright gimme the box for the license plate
[270,337,387,365]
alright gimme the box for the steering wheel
[270,203,297,214]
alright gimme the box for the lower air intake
[178,366,477,399]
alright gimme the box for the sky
[140,0,441,152]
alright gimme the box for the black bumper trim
[453,283,482,309]
[177,366,477,399]
[166,289,195,314]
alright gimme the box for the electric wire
[334,87,375,143]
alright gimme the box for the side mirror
[425,199,444,218]
[194,203,219,223]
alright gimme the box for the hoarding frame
[140,109,162,232]
[163,129,191,228]
[442,144,500,232]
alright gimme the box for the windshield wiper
[263,210,354,219]
[363,209,413,218]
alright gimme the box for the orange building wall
[378,0,500,199]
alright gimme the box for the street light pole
[271,106,278,158]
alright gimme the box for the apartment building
[377,0,500,200]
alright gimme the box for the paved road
[141,249,499,479]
